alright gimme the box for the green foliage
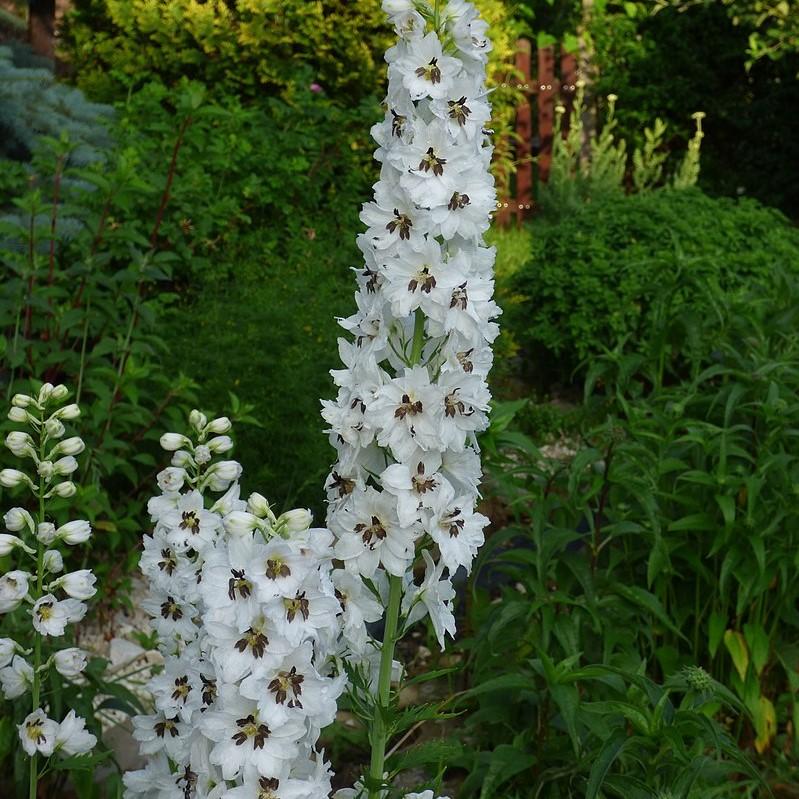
[587,2,799,215]
[459,272,799,795]
[0,110,199,586]
[506,188,799,382]
[541,87,704,216]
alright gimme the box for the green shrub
[459,272,799,796]
[507,188,799,383]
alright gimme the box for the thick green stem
[368,574,403,798]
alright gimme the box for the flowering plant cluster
[0,384,97,798]
[321,0,497,795]
[126,411,343,799]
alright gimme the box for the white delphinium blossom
[127,412,343,798]
[0,384,98,793]
[322,2,497,795]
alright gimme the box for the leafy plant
[506,187,799,382]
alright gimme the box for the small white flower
[0,637,16,669]
[0,534,31,556]
[0,654,32,698]
[52,402,80,420]
[32,594,78,636]
[18,709,59,757]
[0,569,31,613]
[157,466,187,493]
[49,480,76,498]
[275,508,312,536]
[207,416,232,434]
[54,710,96,755]
[5,431,35,458]
[55,569,97,600]
[402,550,457,650]
[54,648,88,678]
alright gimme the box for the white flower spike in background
[126,411,343,799]
[0,384,97,799]
[322,1,497,796]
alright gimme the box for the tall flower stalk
[0,383,98,799]
[126,410,342,799]
[322,1,497,796]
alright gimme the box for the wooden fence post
[514,38,533,225]
[536,45,556,184]
[560,48,578,136]
[28,0,56,59]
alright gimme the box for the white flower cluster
[125,411,342,799]
[322,0,497,658]
[0,384,97,763]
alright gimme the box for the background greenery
[0,0,798,795]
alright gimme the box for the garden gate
[495,38,579,227]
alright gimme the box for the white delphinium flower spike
[126,412,343,798]
[322,2,497,795]
[0,384,98,794]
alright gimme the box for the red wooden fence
[495,39,579,227]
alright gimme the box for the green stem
[368,574,403,798]
[30,410,47,799]
[410,308,426,365]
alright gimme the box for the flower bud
[53,456,78,476]
[4,507,34,534]
[8,407,29,423]
[276,508,313,535]
[0,469,31,489]
[189,410,208,432]
[194,445,211,465]
[208,460,242,481]
[0,535,24,556]
[160,433,191,452]
[43,550,63,574]
[0,638,16,669]
[223,511,263,537]
[37,383,55,405]
[157,467,187,493]
[247,492,276,520]
[52,437,85,457]
[5,432,34,458]
[207,435,233,454]
[171,450,194,468]
[11,394,34,409]
[37,461,54,480]
[37,523,56,545]
[44,418,65,439]
[0,570,30,613]
[53,403,80,421]
[0,655,32,698]
[50,385,69,402]
[56,570,97,600]
[54,648,88,679]
[206,416,232,434]
[49,481,76,498]
[56,520,91,546]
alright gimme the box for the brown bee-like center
[407,266,437,295]
[160,596,183,621]
[386,208,413,240]
[179,510,200,534]
[395,393,424,420]
[415,57,442,84]
[448,95,472,126]
[268,665,305,708]
[158,548,178,575]
[284,591,310,623]
[232,714,270,749]
[450,282,469,310]
[235,627,269,659]
[228,569,253,601]
[355,515,387,549]
[418,147,447,176]
[154,718,179,738]
[448,191,471,211]
[171,675,191,703]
